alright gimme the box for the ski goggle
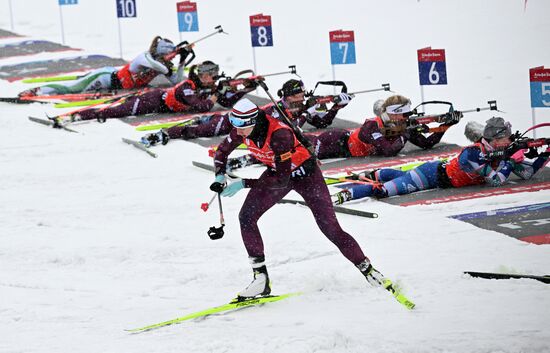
[229,115,256,128]
[385,102,412,115]
[197,63,219,75]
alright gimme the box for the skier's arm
[130,52,170,75]
[511,149,550,180]
[303,105,338,129]
[174,82,215,112]
[458,147,514,187]
[243,129,294,189]
[358,121,405,157]
[166,65,186,85]
[408,129,445,149]
[216,87,254,108]
[214,129,244,175]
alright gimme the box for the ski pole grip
[256,79,269,91]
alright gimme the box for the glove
[510,149,526,163]
[178,47,191,64]
[216,80,232,95]
[243,78,258,89]
[408,124,430,134]
[336,92,352,106]
[306,103,322,116]
[163,59,174,73]
[221,179,244,197]
[210,174,226,193]
[443,110,463,125]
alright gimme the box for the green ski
[22,75,82,83]
[382,278,416,310]
[126,292,301,333]
[54,98,112,108]
[135,118,196,132]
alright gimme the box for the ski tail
[126,292,301,333]
[465,271,550,284]
[121,138,157,158]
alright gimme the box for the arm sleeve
[358,121,405,157]
[458,147,514,187]
[166,65,186,85]
[216,89,250,108]
[174,82,215,112]
[213,129,243,175]
[408,129,445,149]
[243,129,294,189]
[511,154,549,180]
[304,106,338,129]
[130,52,169,75]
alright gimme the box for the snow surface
[1,1,549,352]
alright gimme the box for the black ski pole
[255,79,316,157]
[207,193,225,240]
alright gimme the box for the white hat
[229,98,259,127]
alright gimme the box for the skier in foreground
[19,36,188,97]
[332,117,549,204]
[210,98,393,301]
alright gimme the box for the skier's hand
[220,179,244,197]
[306,103,322,116]
[163,60,174,73]
[210,174,226,193]
[336,93,353,106]
[178,47,191,64]
[443,110,463,125]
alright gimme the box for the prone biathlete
[142,79,352,145]
[332,117,549,204]
[306,95,461,160]
[58,61,253,131]
[20,37,187,97]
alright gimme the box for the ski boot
[356,259,385,287]
[237,256,271,300]
[140,129,170,147]
[18,87,39,98]
[48,114,79,129]
[332,189,353,205]
[356,169,379,182]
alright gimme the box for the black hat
[277,79,305,98]
[483,117,512,140]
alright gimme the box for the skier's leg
[293,166,368,266]
[76,89,165,121]
[310,129,350,159]
[237,171,292,298]
[37,67,116,95]
[383,160,440,196]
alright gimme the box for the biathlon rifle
[306,82,392,106]
[218,65,298,89]
[384,100,499,136]
[169,25,228,67]
[486,125,550,160]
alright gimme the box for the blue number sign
[250,14,273,47]
[177,1,198,32]
[417,47,447,85]
[117,0,136,18]
[329,30,356,65]
[530,66,550,108]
